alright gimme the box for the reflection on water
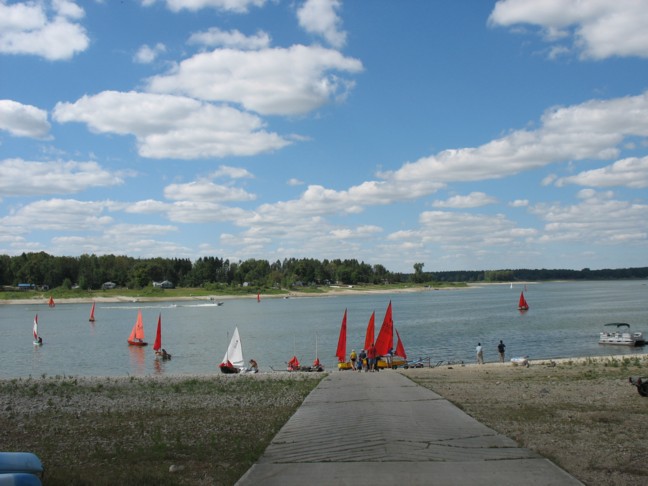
[128,346,146,375]
[1,281,647,378]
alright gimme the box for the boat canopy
[604,322,630,328]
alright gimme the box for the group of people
[475,340,506,364]
[349,343,392,371]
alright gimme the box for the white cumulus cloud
[489,0,648,59]
[555,156,648,189]
[432,192,498,208]
[188,28,270,50]
[297,0,347,49]
[52,91,290,159]
[0,100,51,138]
[0,0,89,60]
[0,159,125,197]
[146,45,363,116]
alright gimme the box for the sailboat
[518,291,529,311]
[311,332,324,371]
[153,313,171,359]
[48,296,55,308]
[374,301,407,369]
[219,327,245,374]
[127,309,148,346]
[33,314,43,346]
[287,355,301,371]
[89,302,96,322]
[336,309,352,370]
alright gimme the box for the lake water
[1,281,646,378]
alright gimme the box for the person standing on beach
[350,349,357,370]
[476,343,484,364]
[367,344,376,371]
[497,340,506,363]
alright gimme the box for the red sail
[89,302,96,322]
[153,313,162,352]
[395,328,407,359]
[335,309,347,362]
[48,296,55,307]
[128,309,145,341]
[518,291,529,310]
[288,356,300,370]
[374,301,394,356]
[364,311,375,350]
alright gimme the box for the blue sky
[1,0,647,274]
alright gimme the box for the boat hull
[219,365,240,374]
[376,356,407,369]
[127,340,148,346]
[598,335,644,346]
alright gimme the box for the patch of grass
[0,376,322,485]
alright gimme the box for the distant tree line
[0,252,646,290]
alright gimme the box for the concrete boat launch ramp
[236,371,582,485]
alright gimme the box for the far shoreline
[0,284,476,306]
[0,281,543,306]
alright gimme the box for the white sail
[222,327,245,369]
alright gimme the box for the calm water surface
[1,281,646,378]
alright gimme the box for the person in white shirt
[476,343,484,364]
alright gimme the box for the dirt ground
[405,356,648,486]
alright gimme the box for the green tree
[413,262,425,283]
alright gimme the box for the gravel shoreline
[405,354,648,485]
[2,355,647,484]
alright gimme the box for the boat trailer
[629,376,648,397]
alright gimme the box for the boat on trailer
[599,323,645,346]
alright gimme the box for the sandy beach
[0,284,445,306]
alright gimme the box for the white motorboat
[599,323,645,346]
